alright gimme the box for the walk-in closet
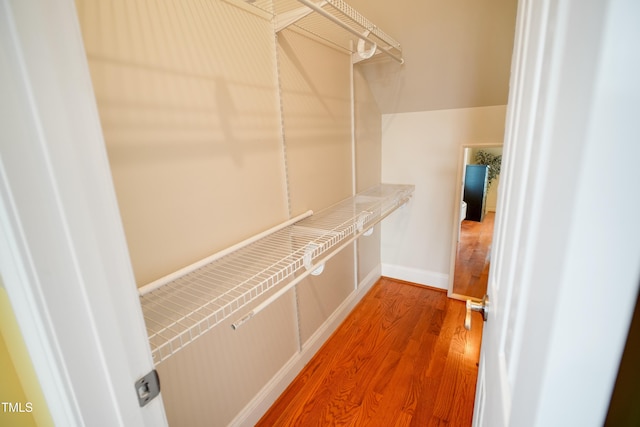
[5,0,638,426]
[1,0,520,425]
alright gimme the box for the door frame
[0,0,167,425]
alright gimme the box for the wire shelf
[226,0,403,63]
[140,184,414,364]
[273,0,403,63]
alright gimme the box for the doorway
[448,143,502,301]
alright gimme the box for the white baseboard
[381,263,449,290]
[230,266,381,426]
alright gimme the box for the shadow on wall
[77,0,290,286]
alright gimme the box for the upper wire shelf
[139,184,414,364]
[272,0,404,63]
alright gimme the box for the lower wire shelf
[139,183,414,364]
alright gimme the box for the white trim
[0,166,80,427]
[510,0,640,423]
[476,0,640,425]
[382,263,448,289]
[230,266,381,426]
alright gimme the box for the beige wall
[154,290,299,426]
[278,30,353,214]
[354,68,382,192]
[380,105,507,288]
[354,67,383,284]
[350,0,518,114]
[277,28,356,347]
[76,0,289,287]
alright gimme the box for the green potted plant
[475,150,502,188]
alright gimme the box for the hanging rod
[295,0,404,64]
[231,190,413,329]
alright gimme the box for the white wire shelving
[139,183,414,364]
[272,0,404,64]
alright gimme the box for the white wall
[380,105,506,288]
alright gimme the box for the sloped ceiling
[347,0,518,114]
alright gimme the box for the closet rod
[138,209,314,297]
[231,194,413,329]
[296,0,404,64]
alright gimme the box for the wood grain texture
[257,277,483,426]
[453,212,495,299]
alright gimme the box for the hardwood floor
[453,212,495,299]
[257,277,483,426]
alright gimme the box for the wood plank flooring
[453,212,495,299]
[257,277,483,426]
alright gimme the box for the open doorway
[448,144,502,301]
